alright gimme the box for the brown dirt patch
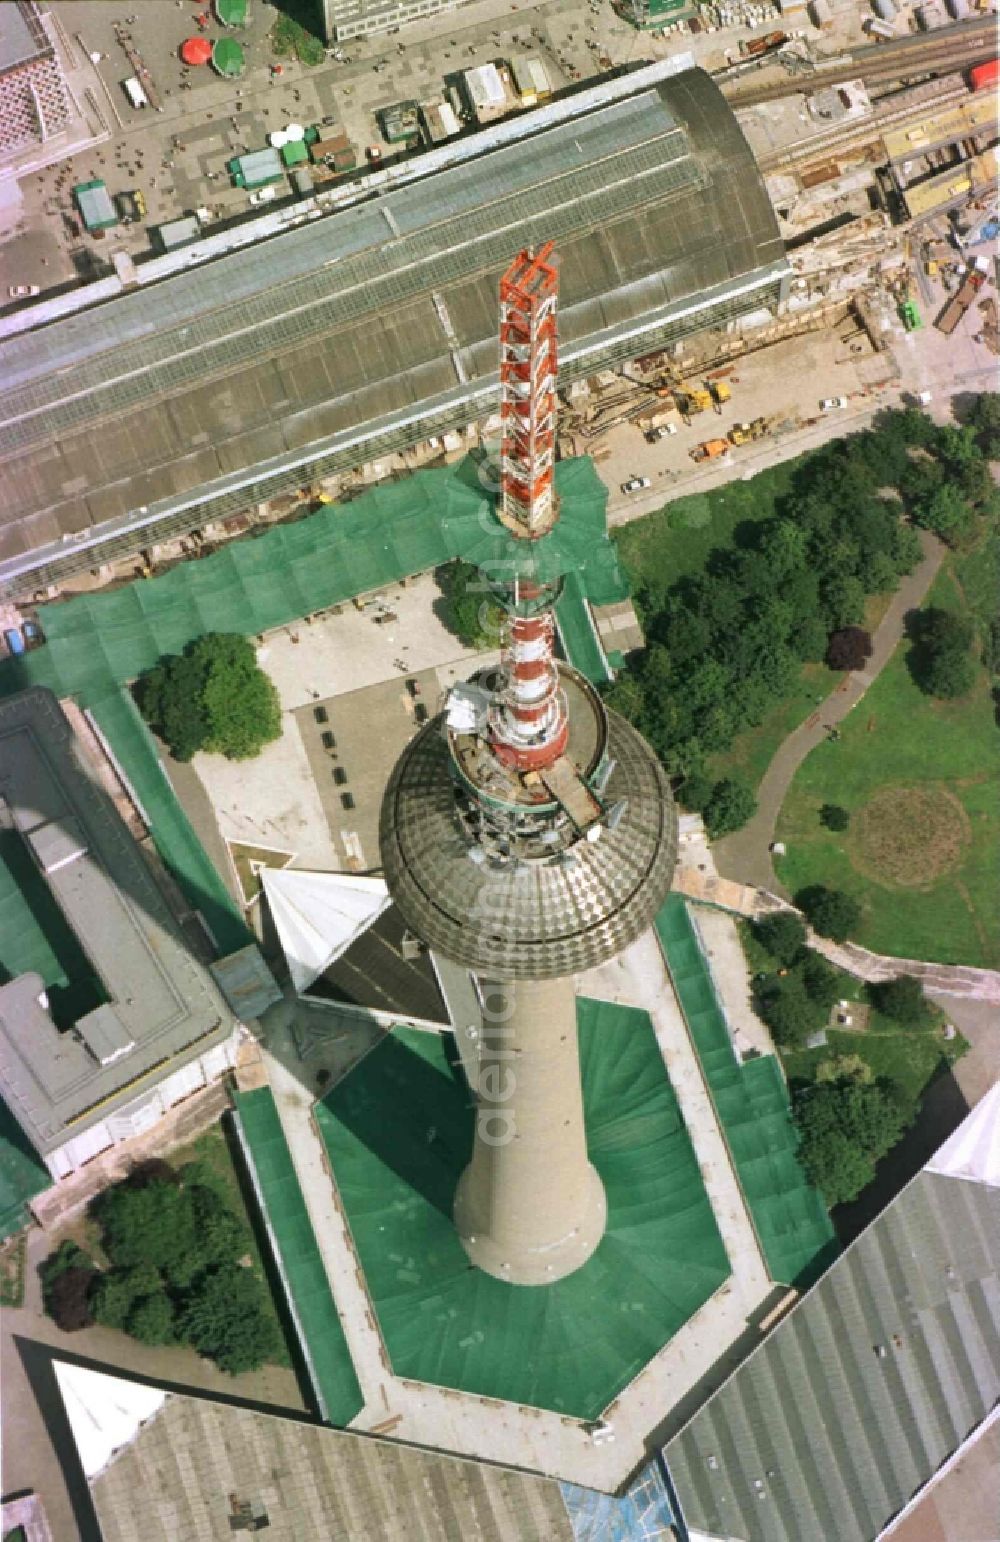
[852,784,970,888]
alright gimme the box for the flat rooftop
[0,687,234,1155]
[0,2,45,74]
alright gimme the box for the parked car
[819,396,848,410]
[248,185,277,205]
[8,283,40,298]
[620,476,652,494]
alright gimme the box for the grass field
[774,562,1000,968]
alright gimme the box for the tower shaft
[454,976,607,1285]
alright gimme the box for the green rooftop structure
[656,895,837,1287]
[211,36,245,76]
[72,180,118,232]
[233,1087,363,1426]
[315,1004,730,1417]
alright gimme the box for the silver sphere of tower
[379,663,677,981]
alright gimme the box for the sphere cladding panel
[380,707,677,979]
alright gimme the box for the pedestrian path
[674,866,1000,1005]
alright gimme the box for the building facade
[321,0,467,41]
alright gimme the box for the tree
[792,1076,912,1205]
[444,561,505,650]
[825,627,872,672]
[91,1265,161,1332]
[40,1240,98,1330]
[913,483,974,544]
[46,1267,97,1332]
[178,1264,284,1375]
[923,646,977,700]
[125,1158,180,1190]
[678,768,713,813]
[798,951,841,1012]
[704,777,757,839]
[754,910,807,968]
[756,974,816,1049]
[137,634,281,763]
[91,1178,202,1284]
[821,573,866,631]
[820,803,850,832]
[797,885,861,942]
[127,1291,176,1346]
[869,974,932,1027]
[965,391,1000,459]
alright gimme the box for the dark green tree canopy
[869,974,932,1026]
[137,633,281,762]
[796,885,862,942]
[792,1074,913,1205]
[754,910,807,967]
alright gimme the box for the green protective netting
[88,691,252,957]
[23,455,622,708]
[556,569,611,684]
[0,1101,50,1240]
[315,1000,730,1419]
[655,895,837,1288]
[233,1088,363,1427]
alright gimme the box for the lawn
[614,460,803,594]
[773,562,1000,967]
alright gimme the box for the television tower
[380,245,677,1286]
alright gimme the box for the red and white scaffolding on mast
[489,243,569,774]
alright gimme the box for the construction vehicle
[740,29,788,57]
[708,379,731,412]
[935,261,988,336]
[728,417,769,446]
[691,438,729,462]
[674,383,712,424]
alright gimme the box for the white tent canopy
[53,1361,166,1478]
[926,1078,1000,1189]
[261,868,390,994]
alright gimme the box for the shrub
[799,951,841,1011]
[820,803,849,832]
[825,627,872,672]
[444,561,505,650]
[46,1267,97,1332]
[754,910,807,968]
[704,777,757,839]
[127,1291,176,1346]
[869,974,932,1026]
[796,885,861,943]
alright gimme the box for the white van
[122,76,148,110]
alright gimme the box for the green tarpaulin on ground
[656,894,838,1287]
[234,1087,363,1426]
[316,1002,729,1418]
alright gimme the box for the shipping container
[969,58,999,93]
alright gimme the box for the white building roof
[261,868,390,994]
[465,63,506,110]
[53,1362,165,1479]
[926,1078,1000,1188]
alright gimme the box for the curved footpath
[713,528,945,893]
[673,867,1000,1006]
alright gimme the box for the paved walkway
[714,529,946,893]
[674,867,1000,1006]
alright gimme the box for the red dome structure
[180,36,213,66]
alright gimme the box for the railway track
[722,23,996,106]
[754,76,974,171]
